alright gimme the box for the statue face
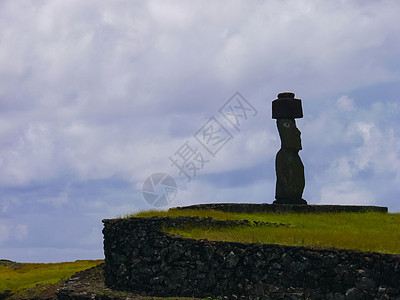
[277,118,302,150]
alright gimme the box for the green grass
[0,259,103,297]
[0,258,211,299]
[130,209,400,254]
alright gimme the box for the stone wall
[173,203,389,214]
[102,216,400,299]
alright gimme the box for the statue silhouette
[272,93,307,205]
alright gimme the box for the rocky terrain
[103,216,400,299]
[57,263,147,300]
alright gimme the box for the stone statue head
[277,118,302,150]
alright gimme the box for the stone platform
[172,203,388,213]
[103,215,400,299]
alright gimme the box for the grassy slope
[0,259,103,297]
[132,209,400,254]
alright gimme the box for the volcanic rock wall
[102,216,400,299]
[173,203,388,214]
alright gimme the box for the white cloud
[320,182,375,206]
[78,226,103,247]
[0,123,56,186]
[305,93,400,208]
[38,191,69,208]
[0,223,28,243]
[1,197,21,214]
[1,0,400,262]
[353,125,400,183]
[336,96,355,111]
[15,224,28,241]
[0,224,10,244]
[172,177,273,208]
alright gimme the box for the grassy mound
[131,209,400,254]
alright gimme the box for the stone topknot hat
[272,92,303,119]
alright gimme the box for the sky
[1,0,400,263]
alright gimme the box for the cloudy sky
[1,0,400,263]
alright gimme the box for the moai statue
[272,92,307,205]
